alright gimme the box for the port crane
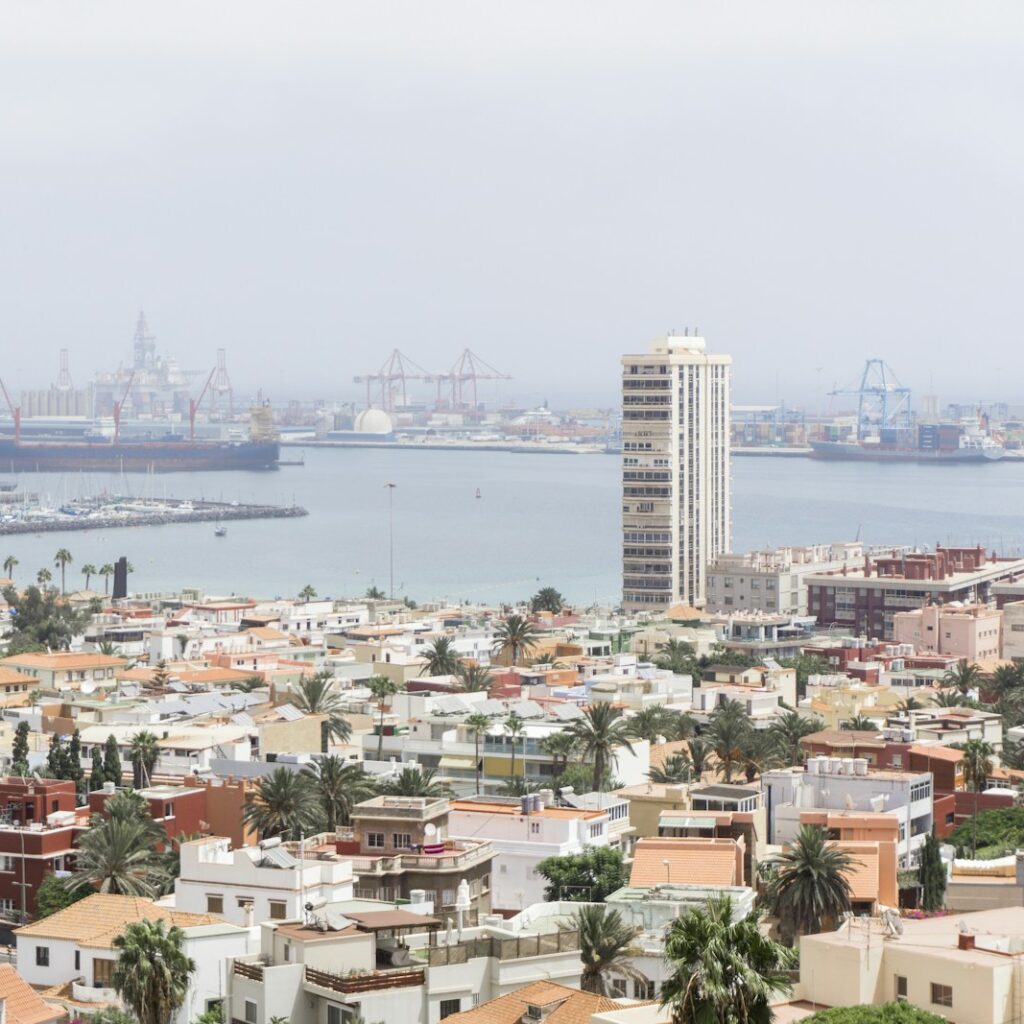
[830,359,912,440]
[112,370,136,443]
[353,350,436,414]
[435,349,512,411]
[0,378,21,442]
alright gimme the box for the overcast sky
[1,2,1021,411]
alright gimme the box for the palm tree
[465,713,493,794]
[293,671,352,751]
[129,731,160,788]
[740,729,783,783]
[685,737,713,780]
[301,756,375,831]
[532,653,565,667]
[768,711,823,767]
[298,585,317,602]
[112,919,196,1024]
[841,715,878,731]
[492,614,540,665]
[504,711,527,783]
[932,689,974,708]
[661,894,794,1024]
[530,587,564,614]
[81,563,98,591]
[896,696,925,713]
[457,664,494,693]
[367,675,399,762]
[36,567,53,589]
[99,563,115,595]
[708,699,751,783]
[572,905,644,995]
[66,816,165,896]
[626,707,675,744]
[649,754,692,785]
[97,639,121,657]
[961,737,995,857]
[655,637,697,675]
[945,661,983,696]
[567,703,635,793]
[54,548,72,594]
[422,637,462,677]
[365,585,386,600]
[769,824,856,941]
[242,768,322,839]
[2,555,17,581]
[539,731,578,780]
[379,765,449,798]
[991,662,1024,696]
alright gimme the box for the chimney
[958,932,975,951]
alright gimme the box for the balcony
[72,982,121,1004]
[351,839,492,876]
[351,796,449,821]
[304,965,424,994]
[233,961,265,981]
[423,929,579,966]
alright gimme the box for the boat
[0,436,281,472]
[475,488,482,499]
[214,525,227,538]
[810,437,1004,463]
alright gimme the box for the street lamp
[384,483,396,600]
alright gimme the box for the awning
[659,815,717,830]
[438,755,477,770]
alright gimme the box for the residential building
[893,602,1002,661]
[615,781,762,840]
[448,796,610,912]
[805,546,1024,639]
[799,906,1024,1024]
[0,653,128,691]
[621,333,731,611]
[174,835,354,925]
[15,894,253,1024]
[443,982,616,1024]
[0,964,65,1024]
[345,796,494,922]
[713,613,817,661]
[630,837,746,888]
[227,908,584,1024]
[1003,601,1024,659]
[560,791,635,853]
[706,543,864,615]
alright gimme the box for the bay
[0,449,1022,606]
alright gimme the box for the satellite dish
[81,679,97,695]
[424,823,437,837]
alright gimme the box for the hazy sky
[1,2,1022,410]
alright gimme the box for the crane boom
[189,366,217,441]
[112,370,136,444]
[0,377,20,442]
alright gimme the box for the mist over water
[1,449,1022,605]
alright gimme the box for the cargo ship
[810,422,1004,464]
[0,436,280,472]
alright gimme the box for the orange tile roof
[0,965,65,1024]
[0,653,127,670]
[442,981,621,1024]
[908,744,964,763]
[630,837,740,887]
[0,668,37,684]
[16,893,221,949]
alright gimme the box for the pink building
[893,603,1002,662]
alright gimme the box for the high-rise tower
[621,332,731,611]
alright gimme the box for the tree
[367,675,399,762]
[660,895,794,1024]
[3,554,17,580]
[365,585,386,600]
[53,548,73,594]
[919,831,946,912]
[896,697,925,714]
[769,824,856,941]
[298,585,317,602]
[708,699,751,783]
[573,904,643,995]
[47,733,67,779]
[990,663,1024,697]
[293,671,352,752]
[568,703,635,794]
[841,715,878,731]
[961,737,995,857]
[99,563,115,595]
[81,563,98,590]
[112,919,196,1024]
[67,816,166,896]
[555,762,620,795]
[151,660,171,690]
[537,847,628,902]
[465,713,493,794]
[379,765,449,798]
[648,754,692,785]
[504,711,527,783]
[685,737,713,779]
[301,756,374,831]
[103,734,123,785]
[242,768,322,840]
[945,662,983,697]
[540,732,578,780]
[768,711,823,767]
[655,638,698,676]
[530,587,564,615]
[36,871,89,917]
[740,729,783,783]
[948,806,1024,858]
[90,745,107,791]
[36,567,53,589]
[932,690,974,708]
[97,639,121,657]
[801,1005,947,1024]
[66,728,84,786]
[779,654,833,698]
[492,614,540,665]
[422,637,462,677]
[129,731,160,788]
[11,721,30,777]
[456,664,494,693]
[626,707,677,744]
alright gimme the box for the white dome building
[353,408,394,435]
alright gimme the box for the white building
[1004,601,1024,660]
[15,893,253,1024]
[621,333,731,611]
[448,795,611,912]
[173,835,354,927]
[762,760,934,865]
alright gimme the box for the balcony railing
[233,961,265,981]
[350,841,491,875]
[304,965,424,994]
[424,929,579,966]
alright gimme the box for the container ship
[810,422,1004,463]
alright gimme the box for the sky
[1,2,1022,411]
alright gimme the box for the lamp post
[384,483,396,600]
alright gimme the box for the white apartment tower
[622,332,731,611]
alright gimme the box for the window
[440,999,461,1019]
[75,950,80,971]
[269,901,287,920]
[0,855,14,872]
[895,976,907,1002]
[634,979,656,999]
[327,1007,341,1024]
[244,1000,258,1024]
[530,822,541,835]
[283,943,290,962]
[367,832,385,848]
[609,979,628,998]
[206,894,224,914]
[35,946,49,967]
[931,984,952,1008]
[392,833,412,849]
[94,959,116,987]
